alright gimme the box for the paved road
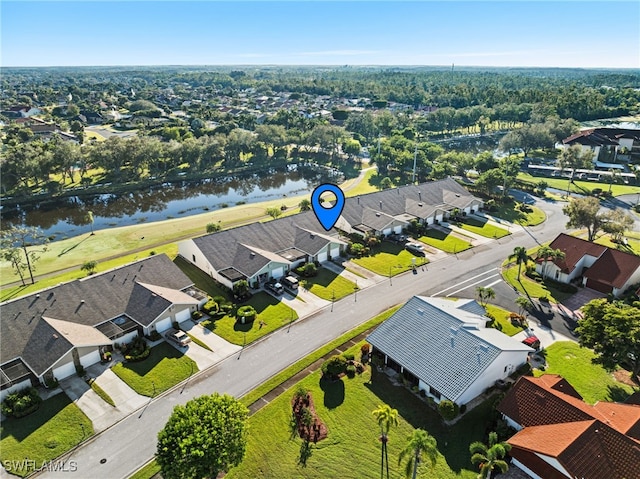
[38,197,572,479]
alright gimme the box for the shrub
[293,386,309,401]
[343,352,355,361]
[419,389,427,398]
[148,331,162,341]
[236,305,256,324]
[459,404,467,414]
[438,399,458,420]
[298,262,317,278]
[123,337,150,362]
[1,387,42,418]
[346,365,357,378]
[321,355,348,378]
[202,299,219,315]
[349,242,367,257]
[191,310,203,320]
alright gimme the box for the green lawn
[0,393,93,477]
[485,304,525,337]
[454,217,510,239]
[533,342,638,404]
[502,263,574,303]
[226,341,488,479]
[111,343,198,397]
[344,168,379,197]
[128,460,162,479]
[201,292,298,345]
[419,228,472,254]
[173,256,233,301]
[592,233,640,256]
[300,267,356,301]
[89,380,116,407]
[518,172,640,198]
[491,202,546,226]
[352,241,428,276]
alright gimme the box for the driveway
[180,320,241,363]
[559,287,607,319]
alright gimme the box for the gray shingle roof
[1,254,193,376]
[366,296,527,403]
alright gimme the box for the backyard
[419,228,472,254]
[351,241,428,276]
[226,341,491,479]
[533,341,638,404]
[0,393,93,477]
[111,343,198,397]
[298,267,357,301]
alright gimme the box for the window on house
[429,386,441,400]
[192,254,196,262]
[504,365,508,373]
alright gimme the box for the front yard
[351,241,428,276]
[502,263,574,303]
[299,267,356,301]
[419,228,472,254]
[485,304,525,337]
[201,292,299,345]
[226,341,489,479]
[491,201,546,226]
[0,393,93,477]
[454,216,510,239]
[111,343,198,397]
[533,342,638,404]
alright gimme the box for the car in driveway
[165,328,191,347]
[522,336,541,350]
[281,275,299,293]
[265,280,284,295]
[405,242,425,256]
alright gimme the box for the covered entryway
[79,350,101,369]
[585,278,612,294]
[154,317,172,333]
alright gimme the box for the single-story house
[336,177,483,237]
[178,214,347,290]
[562,127,640,163]
[366,296,532,407]
[0,254,207,400]
[497,375,640,479]
[536,233,640,297]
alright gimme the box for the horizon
[2,1,639,69]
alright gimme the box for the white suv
[165,328,191,347]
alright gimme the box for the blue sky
[2,1,639,68]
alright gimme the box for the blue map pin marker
[310,183,345,231]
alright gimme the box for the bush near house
[296,262,318,278]
[1,388,42,418]
[438,399,459,420]
[236,305,257,324]
[123,337,151,362]
[321,355,348,379]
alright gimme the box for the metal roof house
[367,296,532,406]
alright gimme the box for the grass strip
[240,304,401,407]
[186,333,213,352]
[127,459,161,479]
[89,380,116,407]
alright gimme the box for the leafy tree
[557,145,594,196]
[469,431,512,479]
[379,177,393,190]
[206,222,221,234]
[536,245,565,280]
[601,208,634,243]
[476,286,496,307]
[81,261,98,275]
[233,280,250,298]
[266,207,282,219]
[576,299,640,379]
[372,404,398,479]
[534,180,548,196]
[0,226,49,285]
[562,197,605,241]
[475,168,503,196]
[157,393,249,479]
[1,246,28,286]
[508,246,532,279]
[398,429,438,479]
[516,296,532,315]
[299,199,312,211]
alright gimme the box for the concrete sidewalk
[180,320,242,361]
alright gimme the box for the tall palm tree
[508,246,531,280]
[475,286,495,308]
[372,404,398,479]
[398,429,438,479]
[469,432,511,479]
[536,246,565,280]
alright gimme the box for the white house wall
[115,330,139,347]
[1,378,33,402]
[617,266,640,297]
[456,350,529,405]
[178,240,227,287]
[534,453,572,478]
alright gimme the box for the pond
[0,165,338,240]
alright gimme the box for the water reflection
[1,166,334,240]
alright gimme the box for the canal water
[1,165,338,241]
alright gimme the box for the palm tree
[469,432,512,479]
[85,210,95,235]
[398,429,438,479]
[508,246,531,280]
[372,404,398,479]
[536,246,565,280]
[475,286,495,308]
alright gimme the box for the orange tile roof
[508,420,594,456]
[583,248,640,289]
[594,401,640,440]
[542,233,606,274]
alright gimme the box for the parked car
[522,336,541,350]
[281,275,299,292]
[165,328,191,347]
[265,280,284,295]
[405,242,425,256]
[388,233,407,244]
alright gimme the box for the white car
[165,328,191,347]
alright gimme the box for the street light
[331,290,335,312]
[354,280,358,302]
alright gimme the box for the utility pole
[412,140,418,184]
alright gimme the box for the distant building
[562,127,640,163]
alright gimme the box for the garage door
[272,267,284,279]
[394,225,402,234]
[79,350,101,368]
[53,361,76,381]
[330,245,341,258]
[317,252,328,263]
[586,278,612,294]
[175,308,191,323]
[383,228,392,236]
[155,317,172,333]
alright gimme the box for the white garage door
[329,245,341,258]
[394,225,402,234]
[383,228,392,236]
[435,213,444,222]
[155,317,172,333]
[317,252,328,263]
[79,350,101,368]
[175,308,191,323]
[271,267,284,279]
[53,361,76,381]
